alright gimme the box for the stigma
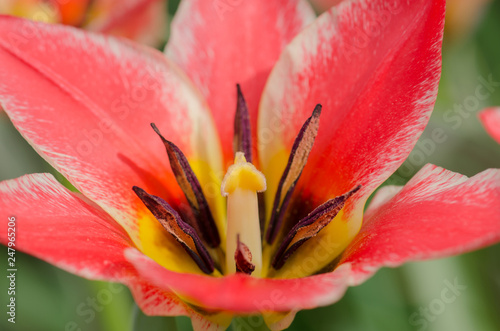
[221,152,266,276]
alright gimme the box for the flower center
[221,152,266,276]
[133,85,361,277]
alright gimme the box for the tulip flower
[0,0,167,45]
[1,0,499,330]
[480,107,500,144]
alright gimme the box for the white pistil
[221,152,266,276]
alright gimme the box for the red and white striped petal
[126,248,351,313]
[166,0,315,165]
[258,0,445,278]
[0,173,134,281]
[129,282,232,331]
[340,164,500,285]
[259,0,444,208]
[0,16,223,245]
[85,0,167,47]
[0,173,231,328]
[363,185,403,219]
[479,107,500,144]
[264,311,297,331]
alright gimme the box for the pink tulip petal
[259,0,445,206]
[129,281,232,331]
[166,0,315,165]
[340,164,500,285]
[191,316,231,331]
[86,0,167,46]
[129,282,187,316]
[363,185,403,219]
[258,0,444,278]
[0,173,230,327]
[479,107,500,144]
[264,311,297,331]
[126,248,351,313]
[0,173,134,281]
[0,16,223,244]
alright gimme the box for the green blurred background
[1,0,500,330]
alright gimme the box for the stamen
[133,186,215,274]
[232,85,266,235]
[235,234,255,275]
[151,123,220,248]
[222,152,266,276]
[266,105,322,244]
[233,84,253,163]
[272,185,361,270]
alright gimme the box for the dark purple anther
[133,186,215,274]
[266,105,322,244]
[272,185,361,270]
[233,84,252,163]
[151,123,220,248]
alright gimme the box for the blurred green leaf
[132,303,178,331]
[231,316,270,331]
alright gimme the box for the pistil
[221,152,266,276]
